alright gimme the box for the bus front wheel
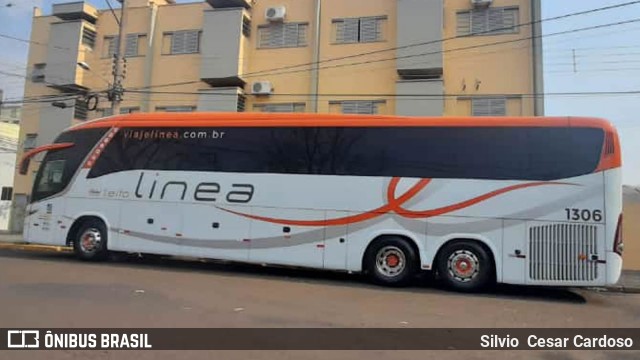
[364,236,418,287]
[436,240,494,292]
[73,219,109,261]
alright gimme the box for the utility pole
[110,0,128,114]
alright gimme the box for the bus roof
[68,112,616,132]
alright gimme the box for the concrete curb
[0,242,71,253]
[600,286,640,294]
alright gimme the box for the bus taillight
[614,214,624,256]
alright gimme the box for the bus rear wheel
[436,240,494,292]
[73,219,109,261]
[364,237,418,287]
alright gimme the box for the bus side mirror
[19,158,30,175]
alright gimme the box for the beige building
[13,0,543,219]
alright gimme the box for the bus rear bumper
[606,251,623,285]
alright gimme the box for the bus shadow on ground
[0,248,587,304]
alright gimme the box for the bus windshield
[31,128,107,203]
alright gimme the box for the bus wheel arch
[67,216,109,261]
[433,238,497,292]
[362,234,421,287]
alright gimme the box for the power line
[0,33,88,54]
[105,0,121,26]
[235,0,640,79]
[126,89,640,99]
[242,18,640,80]
[135,17,640,92]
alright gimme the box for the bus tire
[436,240,494,292]
[364,236,418,287]
[73,219,109,261]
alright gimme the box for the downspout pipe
[531,0,544,116]
[311,0,322,113]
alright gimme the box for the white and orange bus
[19,113,623,291]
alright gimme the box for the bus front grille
[528,224,598,282]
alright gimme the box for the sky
[0,0,639,185]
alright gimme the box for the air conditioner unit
[471,0,492,8]
[265,6,286,21]
[252,81,273,95]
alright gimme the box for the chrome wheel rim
[79,228,102,254]
[447,250,480,282]
[375,246,406,278]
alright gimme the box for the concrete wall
[198,88,242,112]
[200,9,244,82]
[45,21,83,87]
[396,0,443,71]
[396,80,444,116]
[443,0,535,116]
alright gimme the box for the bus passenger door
[323,211,349,270]
[248,207,324,268]
[180,204,250,262]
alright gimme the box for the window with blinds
[333,16,386,44]
[82,27,96,49]
[74,100,88,121]
[103,36,118,58]
[331,100,385,115]
[1,187,12,201]
[457,7,519,36]
[471,98,507,116]
[237,95,246,112]
[125,34,147,57]
[120,107,140,114]
[166,30,201,55]
[253,103,306,113]
[258,23,308,48]
[100,108,114,117]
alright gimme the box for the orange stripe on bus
[217,179,576,227]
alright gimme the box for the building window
[103,36,118,58]
[330,100,385,115]
[237,95,246,112]
[120,107,140,114]
[471,98,507,116]
[253,103,306,113]
[1,187,12,201]
[74,100,88,121]
[242,16,251,37]
[125,34,147,57]
[333,16,386,44]
[10,108,18,118]
[163,30,201,55]
[457,7,519,36]
[100,108,114,117]
[23,134,37,150]
[155,106,196,112]
[258,23,308,48]
[82,27,97,49]
[31,63,45,83]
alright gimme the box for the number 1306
[565,208,603,222]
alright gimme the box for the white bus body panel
[23,166,620,287]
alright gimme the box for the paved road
[0,249,638,360]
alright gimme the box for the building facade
[13,0,543,208]
[0,122,19,231]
